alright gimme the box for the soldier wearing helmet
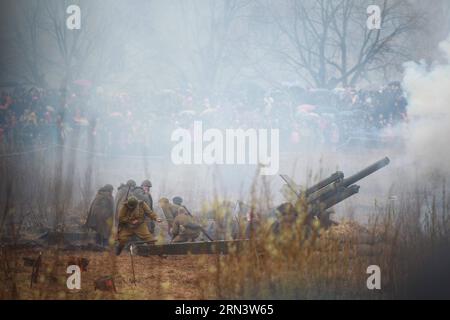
[270,202,298,236]
[115,196,162,255]
[141,179,152,188]
[114,179,137,227]
[85,184,115,247]
[158,197,182,235]
[172,196,183,206]
[133,180,153,209]
[171,207,201,243]
[126,179,137,188]
[170,196,198,236]
[133,179,154,233]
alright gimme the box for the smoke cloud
[402,37,450,172]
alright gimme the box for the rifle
[125,184,132,201]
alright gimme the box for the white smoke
[402,37,450,172]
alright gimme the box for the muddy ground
[3,249,217,300]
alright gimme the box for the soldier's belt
[124,222,143,229]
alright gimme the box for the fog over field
[0,0,449,227]
[2,0,450,302]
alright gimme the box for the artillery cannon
[280,157,390,228]
[135,157,390,255]
[37,157,387,256]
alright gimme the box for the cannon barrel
[321,185,360,211]
[307,185,360,216]
[280,157,390,217]
[342,157,390,188]
[305,171,344,196]
[306,158,389,210]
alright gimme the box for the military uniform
[86,185,114,246]
[133,180,154,233]
[114,180,136,227]
[116,198,158,255]
[159,198,181,231]
[205,201,235,240]
[171,210,200,243]
[270,202,301,241]
[133,187,153,210]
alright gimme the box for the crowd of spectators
[0,81,407,156]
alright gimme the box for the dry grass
[1,248,216,300]
[1,149,450,300]
[196,166,450,300]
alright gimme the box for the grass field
[1,148,450,300]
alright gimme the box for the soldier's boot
[115,244,124,256]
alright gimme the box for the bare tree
[41,0,101,85]
[10,0,47,86]
[262,0,421,88]
[6,0,120,88]
[171,0,254,96]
